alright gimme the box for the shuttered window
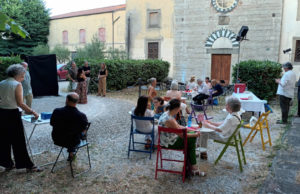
[79,29,86,43]
[98,28,106,42]
[62,30,68,44]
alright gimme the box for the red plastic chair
[155,126,187,182]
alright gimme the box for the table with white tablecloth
[232,91,265,114]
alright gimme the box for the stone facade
[173,0,283,83]
[126,0,174,76]
[48,5,126,53]
[279,0,300,78]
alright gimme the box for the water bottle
[237,87,240,94]
[187,115,192,127]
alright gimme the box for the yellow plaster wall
[48,9,126,52]
[126,0,174,77]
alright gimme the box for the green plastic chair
[214,121,246,172]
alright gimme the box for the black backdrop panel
[27,54,58,97]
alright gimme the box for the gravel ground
[0,82,287,193]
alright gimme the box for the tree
[0,0,50,56]
[0,11,29,39]
[75,34,105,60]
[50,45,70,63]
[32,44,49,56]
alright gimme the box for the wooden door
[148,42,159,59]
[211,54,231,84]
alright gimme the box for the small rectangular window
[62,30,68,44]
[148,42,159,59]
[148,10,160,28]
[79,29,86,43]
[295,40,300,62]
[98,28,106,42]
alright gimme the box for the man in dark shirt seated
[50,93,88,160]
[211,79,224,97]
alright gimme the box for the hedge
[232,60,282,101]
[0,56,22,81]
[73,59,170,92]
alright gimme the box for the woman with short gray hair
[199,96,241,160]
[166,80,182,100]
[0,64,41,172]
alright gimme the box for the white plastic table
[232,91,265,114]
[22,115,50,163]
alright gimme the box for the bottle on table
[187,115,192,127]
[198,121,202,128]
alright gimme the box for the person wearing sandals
[158,99,206,176]
[97,63,108,97]
[132,96,158,149]
[199,96,241,160]
[0,64,42,172]
[75,68,87,104]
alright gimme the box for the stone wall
[173,0,282,83]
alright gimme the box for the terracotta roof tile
[51,4,126,20]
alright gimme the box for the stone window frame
[292,37,300,65]
[147,9,161,29]
[145,39,161,59]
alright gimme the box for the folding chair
[51,122,91,178]
[214,121,246,172]
[155,126,187,183]
[190,103,213,124]
[128,114,155,159]
[243,111,272,151]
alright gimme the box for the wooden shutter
[62,30,68,44]
[79,29,86,43]
[98,28,106,42]
[148,42,159,59]
[295,40,300,62]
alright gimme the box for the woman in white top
[133,96,158,148]
[186,76,197,91]
[166,80,190,113]
[158,99,206,176]
[0,64,41,172]
[199,96,241,160]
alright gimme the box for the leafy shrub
[232,60,282,100]
[0,56,22,81]
[74,58,170,92]
[75,35,105,60]
[32,44,50,56]
[50,45,70,63]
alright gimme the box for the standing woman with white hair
[0,64,42,172]
[147,77,157,100]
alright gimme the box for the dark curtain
[27,55,58,97]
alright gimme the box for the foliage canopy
[232,60,282,101]
[0,0,50,56]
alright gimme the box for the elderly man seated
[199,96,241,160]
[50,93,88,161]
[192,78,210,105]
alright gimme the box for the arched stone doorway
[205,28,239,84]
